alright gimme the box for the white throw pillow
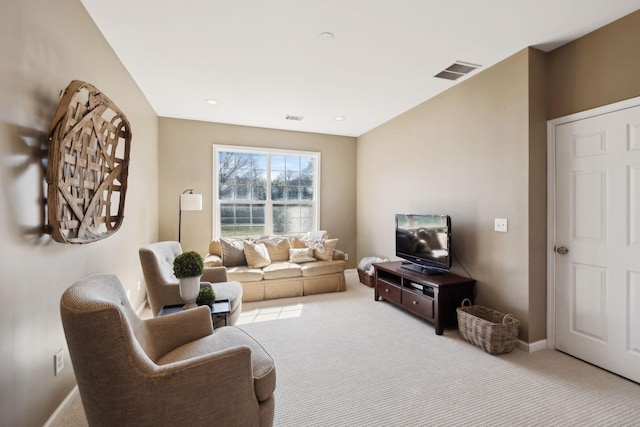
[314,238,338,261]
[289,247,316,263]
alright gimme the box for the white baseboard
[43,385,79,427]
[517,338,548,353]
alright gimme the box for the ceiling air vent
[285,115,304,121]
[435,61,481,81]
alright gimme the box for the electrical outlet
[494,218,508,232]
[344,253,349,260]
[54,349,64,376]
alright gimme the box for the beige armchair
[139,241,242,325]
[60,273,276,427]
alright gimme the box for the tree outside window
[215,147,319,237]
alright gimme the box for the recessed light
[319,32,334,41]
[334,116,345,121]
[205,99,218,105]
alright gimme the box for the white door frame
[546,95,640,349]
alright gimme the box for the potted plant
[173,251,204,309]
[196,286,216,307]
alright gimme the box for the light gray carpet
[55,269,640,426]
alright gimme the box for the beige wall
[527,48,548,341]
[357,49,539,340]
[0,0,159,425]
[547,10,640,119]
[356,9,640,343]
[158,118,358,267]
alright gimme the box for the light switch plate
[494,218,508,232]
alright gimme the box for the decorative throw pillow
[243,241,271,268]
[289,236,308,249]
[208,239,222,257]
[289,247,316,263]
[261,238,290,262]
[220,238,247,267]
[314,238,338,261]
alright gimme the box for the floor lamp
[179,189,202,243]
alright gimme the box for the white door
[553,101,640,383]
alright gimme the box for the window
[213,145,320,237]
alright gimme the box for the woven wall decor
[46,80,132,244]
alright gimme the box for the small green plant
[196,286,216,306]
[173,251,204,278]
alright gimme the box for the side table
[159,299,231,327]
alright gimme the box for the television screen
[395,214,451,274]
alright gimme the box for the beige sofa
[204,233,346,302]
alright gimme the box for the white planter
[179,275,201,309]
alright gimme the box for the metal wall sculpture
[46,80,132,244]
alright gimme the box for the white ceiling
[81,1,640,137]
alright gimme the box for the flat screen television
[395,214,451,274]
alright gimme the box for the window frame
[212,144,321,238]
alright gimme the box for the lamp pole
[178,189,193,242]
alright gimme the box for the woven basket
[357,269,374,287]
[46,80,132,244]
[357,256,389,287]
[456,298,520,355]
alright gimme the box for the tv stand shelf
[374,261,475,335]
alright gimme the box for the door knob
[556,246,569,255]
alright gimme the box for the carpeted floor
[55,269,640,426]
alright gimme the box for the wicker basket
[357,269,374,287]
[357,256,388,287]
[456,298,520,355]
[47,80,131,244]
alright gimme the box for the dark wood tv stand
[374,261,475,335]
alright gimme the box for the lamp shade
[180,193,202,211]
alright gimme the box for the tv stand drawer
[401,290,434,320]
[377,279,401,304]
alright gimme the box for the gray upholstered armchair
[60,273,276,427]
[139,241,242,325]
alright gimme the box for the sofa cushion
[313,238,338,261]
[221,239,247,267]
[208,239,222,257]
[301,260,345,277]
[227,266,264,282]
[289,247,316,263]
[260,238,290,262]
[243,241,271,268]
[262,262,303,280]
